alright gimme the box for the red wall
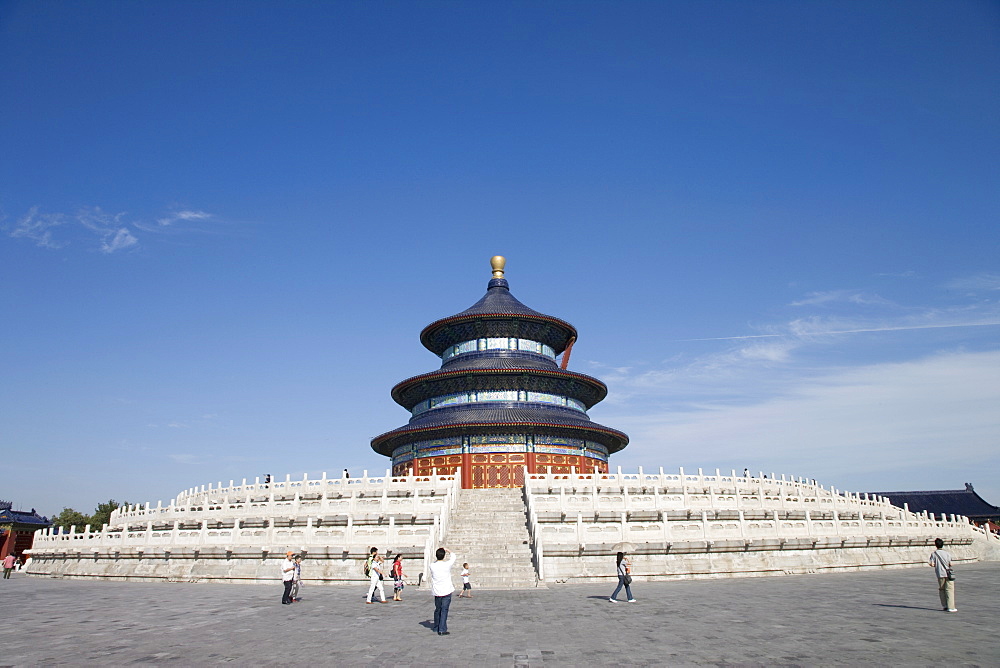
[392,452,608,488]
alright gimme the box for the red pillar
[0,527,14,557]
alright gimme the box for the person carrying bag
[609,552,636,603]
[929,538,957,612]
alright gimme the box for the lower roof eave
[370,421,628,458]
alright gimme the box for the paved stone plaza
[2,563,998,666]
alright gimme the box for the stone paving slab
[1,563,998,666]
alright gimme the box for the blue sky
[2,1,998,517]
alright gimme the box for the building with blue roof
[371,256,628,488]
[869,483,1000,524]
[0,501,51,560]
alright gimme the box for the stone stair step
[441,488,540,589]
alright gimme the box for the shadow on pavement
[872,604,941,611]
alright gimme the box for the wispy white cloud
[8,207,68,249]
[789,290,893,307]
[5,205,217,253]
[683,276,1000,344]
[71,207,139,254]
[101,228,139,254]
[677,303,1000,342]
[944,273,1000,292]
[787,313,1000,338]
[876,270,917,278]
[156,210,212,226]
[609,349,1000,498]
[610,284,1000,406]
[588,277,1000,501]
[591,340,803,411]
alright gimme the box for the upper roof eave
[419,312,577,355]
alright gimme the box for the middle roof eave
[390,366,609,409]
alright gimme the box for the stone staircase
[442,488,542,589]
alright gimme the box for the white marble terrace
[28,466,993,585]
[29,470,461,584]
[523,467,989,582]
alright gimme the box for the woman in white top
[609,552,636,603]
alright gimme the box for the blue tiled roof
[390,365,609,410]
[371,402,629,456]
[405,402,601,430]
[869,486,1000,520]
[420,279,577,355]
[440,351,559,371]
[0,507,51,527]
[450,279,557,318]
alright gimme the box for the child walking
[458,562,473,598]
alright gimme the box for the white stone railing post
[422,534,433,586]
[439,486,451,540]
[522,467,544,581]
[535,539,544,581]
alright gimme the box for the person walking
[430,547,457,635]
[290,555,303,602]
[929,538,957,612]
[280,551,296,604]
[609,551,636,603]
[363,547,378,599]
[391,554,405,601]
[2,553,15,579]
[367,554,387,603]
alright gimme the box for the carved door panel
[469,452,527,488]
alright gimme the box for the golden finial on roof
[490,255,506,279]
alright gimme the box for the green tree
[50,508,90,532]
[90,499,127,528]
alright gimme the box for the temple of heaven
[371,256,629,489]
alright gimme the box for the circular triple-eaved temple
[371,256,628,489]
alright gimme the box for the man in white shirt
[429,547,457,635]
[280,551,296,605]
